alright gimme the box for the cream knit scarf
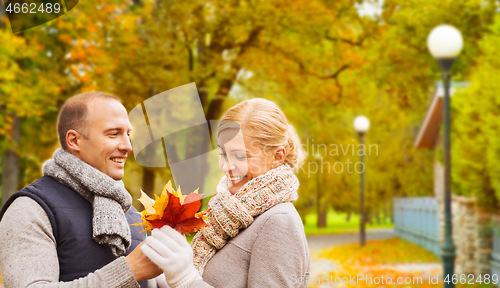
[42,148,132,257]
[191,164,299,275]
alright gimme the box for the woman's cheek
[247,159,263,175]
[238,159,249,175]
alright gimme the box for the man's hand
[126,241,163,282]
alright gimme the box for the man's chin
[109,171,124,181]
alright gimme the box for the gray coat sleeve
[0,197,140,288]
[188,279,213,288]
[247,212,310,288]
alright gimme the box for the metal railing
[393,197,440,255]
[491,228,500,287]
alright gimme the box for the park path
[306,228,442,287]
[306,228,396,251]
[306,228,396,287]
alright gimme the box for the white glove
[148,274,170,288]
[141,226,202,288]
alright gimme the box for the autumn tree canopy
[1,0,499,217]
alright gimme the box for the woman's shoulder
[257,202,300,217]
[253,202,305,233]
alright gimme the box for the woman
[142,98,310,288]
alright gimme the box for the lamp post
[427,24,463,288]
[353,116,370,247]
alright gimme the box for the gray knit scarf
[42,148,132,257]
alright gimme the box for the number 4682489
[5,2,61,14]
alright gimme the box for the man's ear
[272,146,286,168]
[66,129,82,152]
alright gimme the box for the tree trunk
[386,202,392,224]
[366,210,373,225]
[2,115,21,207]
[205,78,234,121]
[345,210,352,222]
[317,209,327,228]
[375,210,381,224]
[141,167,156,199]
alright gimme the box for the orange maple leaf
[133,181,210,235]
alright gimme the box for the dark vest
[0,176,148,288]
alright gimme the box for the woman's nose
[222,158,236,173]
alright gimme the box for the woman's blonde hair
[217,98,307,171]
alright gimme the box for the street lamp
[427,24,463,288]
[354,116,370,247]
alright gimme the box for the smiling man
[0,92,163,288]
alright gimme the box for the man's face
[77,98,132,180]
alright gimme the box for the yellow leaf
[138,190,155,214]
[163,180,175,194]
[172,185,186,205]
[151,190,169,219]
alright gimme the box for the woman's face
[218,129,278,194]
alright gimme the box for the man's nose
[119,135,133,153]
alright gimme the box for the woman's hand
[141,226,202,288]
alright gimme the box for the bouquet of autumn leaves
[133,181,210,235]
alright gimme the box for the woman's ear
[272,146,286,168]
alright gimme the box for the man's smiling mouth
[110,157,126,163]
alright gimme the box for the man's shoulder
[0,196,54,237]
[28,175,64,190]
[12,176,68,197]
[3,196,47,218]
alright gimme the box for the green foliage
[451,14,500,210]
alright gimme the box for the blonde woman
[142,98,310,288]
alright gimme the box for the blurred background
[2,0,500,286]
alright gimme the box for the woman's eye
[219,153,227,156]
[235,154,246,160]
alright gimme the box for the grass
[303,209,393,235]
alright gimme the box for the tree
[451,13,500,210]
[0,11,65,206]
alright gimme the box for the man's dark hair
[57,92,120,150]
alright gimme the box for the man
[0,92,164,287]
